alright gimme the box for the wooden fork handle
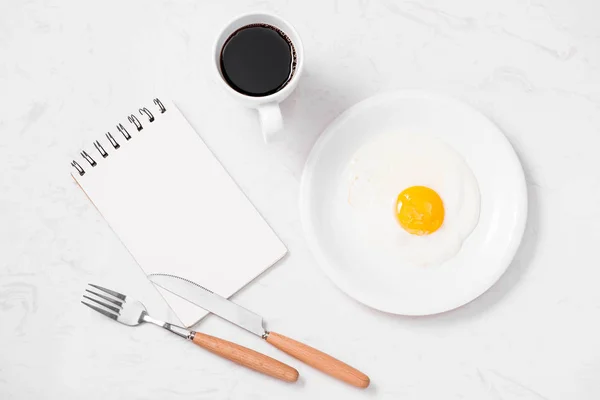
[265,331,370,388]
[191,332,299,383]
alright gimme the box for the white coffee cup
[213,13,304,143]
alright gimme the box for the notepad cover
[72,100,287,327]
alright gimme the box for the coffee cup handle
[258,103,283,143]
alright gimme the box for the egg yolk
[395,186,444,235]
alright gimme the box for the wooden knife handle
[191,332,299,383]
[265,331,370,388]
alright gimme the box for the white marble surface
[1,0,599,398]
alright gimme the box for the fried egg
[346,133,480,266]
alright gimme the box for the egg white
[345,133,480,266]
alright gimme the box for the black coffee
[220,24,296,97]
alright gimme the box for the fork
[81,283,299,382]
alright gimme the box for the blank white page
[72,100,287,327]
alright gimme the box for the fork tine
[83,295,121,313]
[85,289,123,307]
[82,301,118,320]
[88,283,126,300]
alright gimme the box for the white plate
[300,91,527,315]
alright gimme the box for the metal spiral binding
[117,123,131,140]
[106,132,120,149]
[128,115,143,131]
[153,98,166,113]
[71,160,85,176]
[94,141,108,158]
[71,98,166,176]
[81,150,96,166]
[139,107,154,122]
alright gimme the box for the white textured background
[1,0,600,399]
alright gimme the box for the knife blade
[148,273,370,388]
[149,273,266,338]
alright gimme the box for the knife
[149,274,370,388]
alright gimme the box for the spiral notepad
[71,98,287,327]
